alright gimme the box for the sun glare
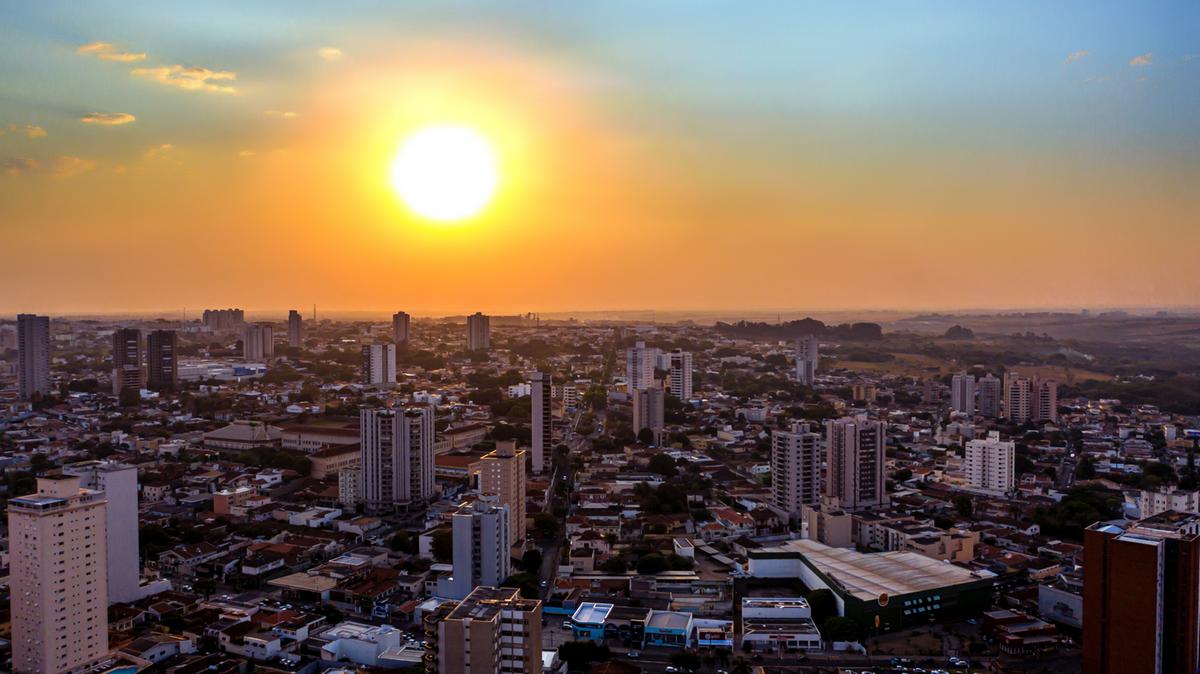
[390,124,499,221]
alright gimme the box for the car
[540,580,548,587]
[626,651,639,658]
[666,668,680,673]
[562,621,572,629]
[966,618,979,625]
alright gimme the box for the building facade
[795,335,819,386]
[668,348,693,400]
[359,406,435,511]
[950,373,975,415]
[392,311,411,344]
[287,309,303,347]
[438,501,511,600]
[426,586,543,674]
[145,329,178,393]
[530,371,551,474]
[965,431,1015,495]
[466,312,490,351]
[361,343,397,386]
[626,341,659,392]
[242,323,274,361]
[633,386,665,438]
[477,440,527,549]
[823,416,887,512]
[63,460,141,604]
[772,421,822,522]
[17,313,51,400]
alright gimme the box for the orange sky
[2,3,1198,315]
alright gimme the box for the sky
[1,1,1197,316]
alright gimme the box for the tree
[534,512,558,539]
[636,553,667,575]
[952,494,974,518]
[647,453,678,477]
[668,650,702,673]
[1077,454,1097,480]
[731,657,753,674]
[431,528,453,563]
[806,588,836,625]
[521,548,543,574]
[600,557,628,574]
[500,572,540,599]
[557,641,610,670]
[118,386,141,407]
[637,427,656,446]
[821,616,863,642]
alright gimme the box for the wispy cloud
[238,149,257,157]
[131,65,237,93]
[1063,50,1089,65]
[81,112,136,125]
[144,143,174,159]
[1,123,47,138]
[49,156,96,178]
[1129,53,1153,66]
[264,110,299,119]
[3,155,95,178]
[3,157,40,176]
[317,47,344,62]
[76,41,146,63]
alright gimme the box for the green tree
[647,453,678,477]
[636,553,667,575]
[668,650,702,673]
[557,641,611,670]
[637,427,656,446]
[952,494,974,518]
[432,528,454,563]
[521,548,543,574]
[600,557,628,574]
[806,588,836,625]
[534,512,558,539]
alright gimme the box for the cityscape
[2,3,1199,674]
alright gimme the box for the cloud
[144,143,174,159]
[49,156,96,178]
[1129,53,1153,66]
[131,65,237,93]
[317,47,344,62]
[1063,51,1089,65]
[264,110,298,119]
[81,112,136,125]
[238,149,257,157]
[3,157,39,176]
[76,41,147,63]
[1,123,46,138]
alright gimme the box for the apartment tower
[17,313,51,400]
[287,309,303,347]
[771,421,822,522]
[822,415,888,511]
[145,329,178,393]
[361,343,397,386]
[530,371,551,474]
[795,334,819,386]
[360,406,435,511]
[466,312,490,351]
[425,586,543,674]
[393,311,411,344]
[477,440,527,549]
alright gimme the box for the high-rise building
[8,475,110,674]
[1032,379,1058,423]
[392,311,411,344]
[360,406,434,511]
[111,327,145,394]
[626,341,661,391]
[425,586,543,674]
[1083,512,1200,674]
[466,312,490,351]
[64,460,140,604]
[242,323,274,361]
[202,308,245,331]
[17,313,51,400]
[1003,372,1033,424]
[477,440,527,549]
[822,415,887,512]
[530,371,551,474]
[633,386,665,438]
[795,335,819,386]
[964,431,1015,495]
[438,501,512,600]
[287,309,303,348]
[950,373,975,415]
[668,348,694,400]
[145,329,178,393]
[361,343,397,386]
[977,374,1002,418]
[772,421,822,522]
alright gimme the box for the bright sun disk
[390,124,498,221]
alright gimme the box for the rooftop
[571,602,614,625]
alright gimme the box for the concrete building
[425,586,542,674]
[1003,372,1033,424]
[1033,379,1058,423]
[63,460,140,604]
[965,431,1015,495]
[242,323,274,361]
[477,440,527,549]
[466,312,490,351]
[740,598,823,652]
[1084,511,1200,674]
[360,343,397,386]
[146,329,178,393]
[1137,487,1200,519]
[202,308,244,331]
[668,348,693,400]
[633,386,665,438]
[795,334,819,386]
[771,421,822,522]
[823,416,887,512]
[360,406,435,511]
[287,309,303,347]
[977,373,1003,418]
[392,311,411,344]
[111,327,145,394]
[438,501,511,600]
[8,475,110,674]
[950,373,975,415]
[530,371,551,474]
[17,313,51,400]
[626,341,659,391]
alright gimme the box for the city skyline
[2,2,1198,314]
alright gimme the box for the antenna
[312,304,316,322]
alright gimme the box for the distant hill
[714,318,882,341]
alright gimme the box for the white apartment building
[965,431,1015,494]
[977,373,1003,418]
[1003,372,1032,424]
[360,343,397,386]
[530,371,551,474]
[360,406,435,511]
[795,335,819,386]
[8,475,110,674]
[1137,487,1200,519]
[437,501,511,600]
[668,348,694,400]
[626,341,660,391]
[242,323,274,361]
[771,422,822,521]
[63,460,141,604]
[950,373,975,415]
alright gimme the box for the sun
[389,124,499,221]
